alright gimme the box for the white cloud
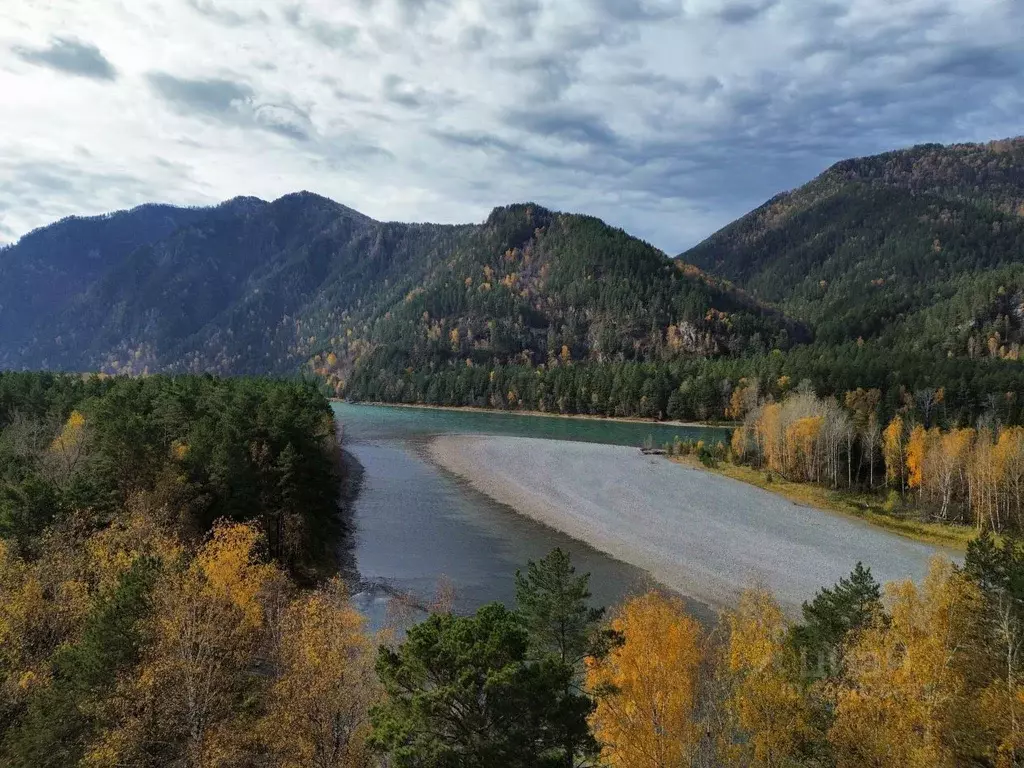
[0,0,1021,250]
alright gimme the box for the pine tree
[790,562,882,679]
[369,603,572,768]
[514,548,610,767]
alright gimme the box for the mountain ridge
[682,136,1024,356]
[4,135,1024,422]
[0,195,795,389]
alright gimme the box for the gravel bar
[428,434,953,611]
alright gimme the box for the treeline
[345,340,1024,427]
[0,372,341,576]
[730,384,1024,532]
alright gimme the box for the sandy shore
[428,435,952,611]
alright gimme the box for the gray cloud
[0,160,169,237]
[494,0,541,38]
[13,37,116,80]
[3,0,1023,252]
[148,73,253,117]
[381,74,425,108]
[714,0,781,25]
[590,0,682,22]
[395,0,453,25]
[430,128,522,155]
[147,73,314,141]
[186,0,269,27]
[381,74,458,112]
[283,5,360,48]
[505,108,621,149]
[923,46,1022,80]
[253,102,314,140]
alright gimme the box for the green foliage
[370,549,609,768]
[686,139,1024,360]
[370,603,578,768]
[514,548,611,767]
[515,548,608,666]
[964,531,1024,601]
[0,372,341,577]
[0,205,207,368]
[789,562,882,680]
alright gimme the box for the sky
[1,0,1022,253]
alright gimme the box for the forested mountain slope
[683,138,1024,357]
[0,196,795,388]
[8,137,1024,423]
[338,204,802,404]
[0,203,208,360]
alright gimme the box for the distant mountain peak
[217,195,267,210]
[0,192,796,378]
[270,191,374,222]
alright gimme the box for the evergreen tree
[789,562,882,679]
[514,548,612,767]
[369,603,572,768]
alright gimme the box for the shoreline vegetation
[348,397,976,549]
[335,398,733,430]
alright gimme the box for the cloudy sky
[1,0,1022,252]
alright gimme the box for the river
[335,403,728,626]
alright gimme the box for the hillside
[8,136,1024,424]
[0,203,208,359]
[338,204,803,405]
[0,197,796,398]
[683,138,1024,358]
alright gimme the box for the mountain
[682,138,1024,360]
[0,196,798,394]
[0,203,208,358]
[9,135,1024,423]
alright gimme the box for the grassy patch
[672,456,975,551]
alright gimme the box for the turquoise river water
[333,403,727,625]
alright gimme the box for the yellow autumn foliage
[829,557,986,767]
[720,587,813,766]
[882,415,905,490]
[906,424,927,490]
[89,522,285,766]
[587,591,704,767]
[259,578,379,767]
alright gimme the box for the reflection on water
[335,403,717,628]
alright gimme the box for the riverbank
[672,455,975,551]
[336,399,733,431]
[428,434,951,612]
